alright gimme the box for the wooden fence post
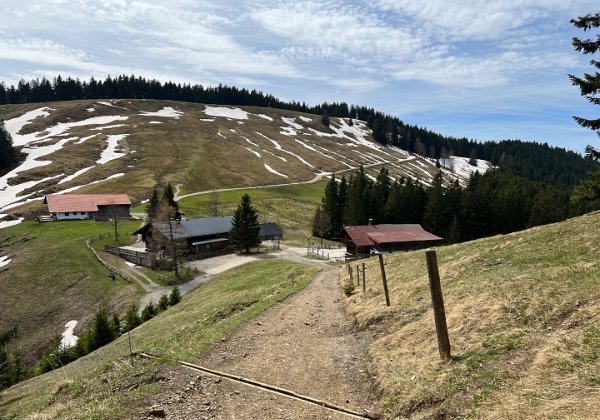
[425,249,451,361]
[349,264,354,284]
[356,265,360,286]
[378,254,391,306]
[362,262,366,293]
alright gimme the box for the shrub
[169,287,181,305]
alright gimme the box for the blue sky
[0,0,598,153]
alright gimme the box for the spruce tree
[145,187,160,221]
[0,120,16,173]
[90,307,117,351]
[229,194,260,254]
[162,183,179,215]
[322,175,339,237]
[570,12,600,160]
[321,111,330,127]
[169,286,181,305]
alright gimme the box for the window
[81,212,85,215]
[65,212,69,216]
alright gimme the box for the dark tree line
[314,167,599,244]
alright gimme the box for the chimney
[368,218,373,226]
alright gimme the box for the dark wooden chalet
[341,224,443,256]
[134,217,282,255]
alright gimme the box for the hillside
[0,99,490,218]
[342,211,600,418]
[1,210,597,418]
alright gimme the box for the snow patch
[281,117,303,130]
[140,106,183,119]
[87,107,95,112]
[256,132,282,149]
[200,118,215,122]
[298,116,313,123]
[264,164,288,178]
[0,255,11,267]
[91,124,127,131]
[59,320,78,350]
[280,126,297,136]
[255,113,273,121]
[204,106,248,120]
[125,261,136,267]
[243,137,258,147]
[149,121,162,124]
[3,107,52,143]
[245,147,261,158]
[97,134,128,164]
[75,134,100,144]
[58,166,94,185]
[57,173,125,194]
[0,218,24,230]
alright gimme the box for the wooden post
[356,265,360,286]
[378,254,391,306]
[362,262,366,293]
[425,249,451,361]
[349,264,354,283]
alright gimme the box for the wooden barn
[135,216,281,256]
[341,224,443,256]
[44,194,131,221]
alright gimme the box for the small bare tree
[208,190,221,217]
[155,203,180,276]
[311,205,331,248]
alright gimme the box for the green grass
[343,211,600,419]
[177,180,327,243]
[0,219,141,367]
[0,259,319,419]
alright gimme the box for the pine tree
[345,166,372,226]
[570,12,600,160]
[162,183,179,215]
[372,167,391,224]
[322,174,339,237]
[124,303,141,331]
[145,187,160,221]
[89,307,117,351]
[0,120,16,173]
[321,111,330,127]
[158,294,169,311]
[336,175,349,231]
[169,286,181,305]
[229,193,260,253]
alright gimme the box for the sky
[0,0,598,153]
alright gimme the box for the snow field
[140,106,183,119]
[204,106,248,120]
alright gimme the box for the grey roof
[154,216,233,240]
[259,223,281,238]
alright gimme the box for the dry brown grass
[341,211,600,418]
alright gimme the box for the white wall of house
[55,211,90,220]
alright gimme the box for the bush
[343,281,355,296]
[124,303,141,331]
[169,287,181,305]
[141,302,156,322]
[158,294,169,311]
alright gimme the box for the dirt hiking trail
[137,263,380,419]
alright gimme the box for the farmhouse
[135,216,281,255]
[44,194,131,221]
[341,224,443,256]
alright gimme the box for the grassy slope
[0,99,443,216]
[175,180,327,243]
[0,220,141,365]
[342,211,600,418]
[0,259,319,419]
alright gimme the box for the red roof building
[44,194,131,221]
[341,224,443,255]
